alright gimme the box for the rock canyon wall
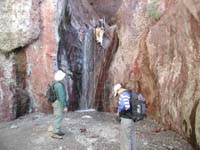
[0,0,199,148]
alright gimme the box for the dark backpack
[46,82,57,103]
[130,91,146,122]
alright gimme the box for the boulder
[0,0,40,52]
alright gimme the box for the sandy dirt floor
[0,111,194,150]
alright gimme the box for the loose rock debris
[0,111,194,150]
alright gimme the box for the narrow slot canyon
[0,0,200,149]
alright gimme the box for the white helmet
[54,70,66,81]
[113,83,121,97]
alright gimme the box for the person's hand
[116,115,121,123]
[64,108,68,113]
[116,112,121,123]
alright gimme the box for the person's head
[113,83,122,97]
[54,70,66,81]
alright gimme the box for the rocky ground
[0,111,194,150]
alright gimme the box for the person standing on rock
[114,83,136,150]
[50,70,68,139]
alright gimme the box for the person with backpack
[50,70,68,139]
[114,83,136,150]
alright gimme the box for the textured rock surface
[0,0,60,120]
[0,53,16,121]
[0,0,199,148]
[0,50,30,122]
[89,0,200,148]
[55,0,119,111]
[57,0,99,110]
[25,0,65,112]
[145,1,200,148]
[0,0,40,52]
[103,0,200,148]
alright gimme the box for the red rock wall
[0,0,65,119]
[88,0,200,148]
[0,54,16,121]
[103,0,200,148]
[145,1,200,147]
[0,0,200,148]
[25,0,65,112]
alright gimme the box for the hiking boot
[51,133,63,139]
[57,131,65,136]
